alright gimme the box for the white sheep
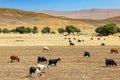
[43,47,49,52]
[37,64,48,73]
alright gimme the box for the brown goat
[10,55,20,62]
[110,48,118,54]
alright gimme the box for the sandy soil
[0,46,120,80]
[0,33,120,80]
[0,33,119,46]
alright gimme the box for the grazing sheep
[68,38,71,40]
[84,51,90,57]
[98,38,100,40]
[10,55,20,62]
[69,42,74,46]
[43,47,49,52]
[105,58,117,67]
[37,56,47,63]
[69,40,72,42]
[48,58,61,67]
[73,38,76,40]
[110,48,118,54]
[78,39,81,42]
[82,40,84,42]
[101,43,105,46]
[90,38,93,40]
[29,66,42,77]
[37,64,48,73]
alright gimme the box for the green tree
[2,28,10,33]
[0,28,2,33]
[15,26,26,34]
[65,25,81,35]
[41,26,51,34]
[58,28,65,34]
[26,27,32,33]
[74,27,81,34]
[95,23,118,36]
[65,25,75,34]
[11,29,16,33]
[32,26,38,34]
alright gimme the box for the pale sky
[0,0,120,11]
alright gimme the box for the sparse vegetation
[32,26,38,34]
[95,23,120,36]
[0,26,38,34]
[41,26,51,34]
[2,28,10,33]
[58,28,65,34]
[65,25,81,35]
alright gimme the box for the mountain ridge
[36,8,120,20]
[0,8,95,31]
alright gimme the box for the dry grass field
[0,46,120,80]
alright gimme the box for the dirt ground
[0,33,120,46]
[0,46,120,80]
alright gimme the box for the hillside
[36,9,120,20]
[78,16,120,26]
[0,8,94,32]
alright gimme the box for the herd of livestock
[9,46,119,78]
[10,47,61,77]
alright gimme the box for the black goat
[37,56,47,63]
[101,43,105,46]
[84,51,90,57]
[78,39,81,42]
[105,58,117,67]
[48,58,61,66]
[69,42,74,46]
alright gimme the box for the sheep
[82,40,84,42]
[110,48,118,54]
[105,58,117,67]
[73,38,76,40]
[68,38,71,40]
[43,47,49,52]
[90,38,93,40]
[37,64,48,73]
[69,40,72,43]
[48,58,61,67]
[29,66,42,77]
[84,51,90,57]
[69,42,74,46]
[101,43,105,46]
[78,39,81,42]
[37,56,47,63]
[98,38,100,40]
[10,55,20,62]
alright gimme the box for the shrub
[95,23,118,36]
[41,26,51,34]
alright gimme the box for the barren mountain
[36,9,120,20]
[0,8,95,31]
[1,8,120,33]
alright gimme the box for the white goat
[37,64,48,73]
